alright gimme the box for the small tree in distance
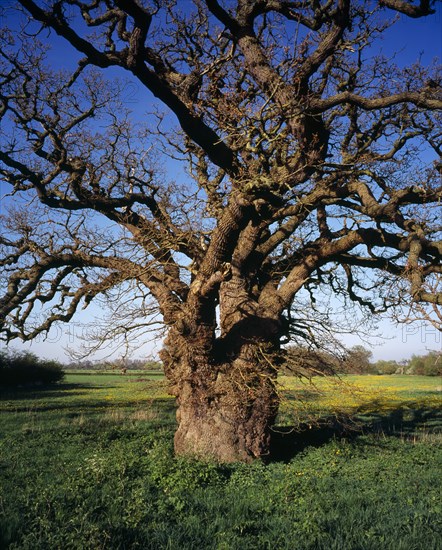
[373,359,402,375]
[342,345,374,374]
[1,1,441,461]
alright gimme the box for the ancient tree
[1,0,441,461]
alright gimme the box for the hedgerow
[0,350,64,386]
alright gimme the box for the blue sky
[1,2,441,363]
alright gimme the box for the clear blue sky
[1,2,441,363]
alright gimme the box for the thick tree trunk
[159,274,283,462]
[173,365,278,462]
[160,325,280,462]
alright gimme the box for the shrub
[373,360,402,375]
[0,350,64,386]
[407,352,442,376]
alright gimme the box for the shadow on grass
[0,381,176,419]
[280,389,323,403]
[0,383,106,400]
[355,403,442,433]
[268,404,442,462]
[268,420,357,462]
[1,399,176,415]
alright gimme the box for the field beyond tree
[1,371,441,549]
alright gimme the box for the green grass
[1,373,441,549]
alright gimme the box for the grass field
[1,373,441,549]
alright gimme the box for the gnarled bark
[160,289,281,462]
[172,365,278,462]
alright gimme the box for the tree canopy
[1,0,441,461]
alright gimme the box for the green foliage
[285,347,441,376]
[0,349,64,386]
[373,352,442,376]
[407,352,442,376]
[0,373,441,549]
[372,359,402,375]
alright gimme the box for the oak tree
[1,0,441,461]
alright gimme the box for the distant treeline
[66,358,163,372]
[0,350,162,386]
[2,346,440,388]
[71,347,441,376]
[284,345,442,377]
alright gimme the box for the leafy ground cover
[1,373,441,549]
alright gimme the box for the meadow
[1,372,441,549]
